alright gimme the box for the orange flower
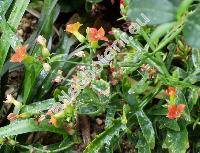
[66,22,82,34]
[167,104,186,119]
[49,116,58,128]
[165,86,176,97]
[87,27,108,42]
[10,45,27,63]
[66,22,85,43]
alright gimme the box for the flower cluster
[66,22,108,48]
[165,86,186,119]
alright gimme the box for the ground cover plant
[0,0,199,152]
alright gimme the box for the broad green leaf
[136,133,151,153]
[0,0,13,16]
[148,103,167,116]
[183,7,200,48]
[127,0,177,25]
[20,99,56,115]
[175,89,191,121]
[84,120,126,153]
[128,73,151,94]
[91,79,110,98]
[150,22,175,45]
[187,69,200,84]
[126,93,140,112]
[122,76,132,95]
[172,67,187,79]
[0,18,22,48]
[169,0,181,6]
[76,88,106,115]
[158,116,180,131]
[136,110,155,149]
[192,49,200,69]
[56,34,76,54]
[187,88,198,110]
[163,125,189,153]
[105,105,117,129]
[0,118,67,138]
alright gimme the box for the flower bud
[53,76,63,83]
[43,63,51,72]
[165,86,176,103]
[36,35,46,46]
[42,47,50,58]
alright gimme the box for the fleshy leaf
[127,0,177,25]
[136,110,155,149]
[183,7,200,49]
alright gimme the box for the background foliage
[0,0,199,152]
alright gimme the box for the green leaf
[23,58,42,104]
[0,0,13,16]
[128,73,151,94]
[162,124,189,153]
[127,0,177,25]
[84,120,126,153]
[76,88,107,115]
[148,103,167,116]
[57,33,76,54]
[86,0,103,3]
[20,99,56,115]
[122,76,132,95]
[0,119,67,138]
[146,54,169,75]
[0,18,22,49]
[42,4,60,39]
[171,67,187,79]
[136,110,155,149]
[175,89,191,121]
[183,7,200,48]
[192,49,200,69]
[150,22,176,45]
[105,105,117,129]
[136,133,151,153]
[26,0,58,52]
[158,116,180,131]
[176,0,193,20]
[0,0,30,74]
[187,88,198,110]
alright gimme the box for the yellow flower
[66,22,82,33]
[66,22,85,43]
